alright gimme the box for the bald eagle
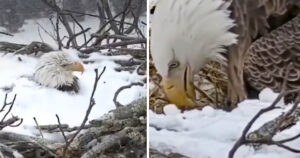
[151,0,300,108]
[34,51,84,93]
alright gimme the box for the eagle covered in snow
[34,51,84,93]
[151,0,300,108]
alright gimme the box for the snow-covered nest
[0,16,146,139]
[150,89,300,158]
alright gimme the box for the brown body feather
[227,0,300,105]
[244,14,300,103]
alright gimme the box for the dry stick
[243,97,300,149]
[113,82,144,108]
[62,67,106,157]
[8,118,23,127]
[81,38,146,54]
[194,85,215,103]
[0,94,8,112]
[91,34,138,41]
[77,8,126,50]
[228,91,289,158]
[1,94,17,122]
[117,0,132,34]
[79,7,128,50]
[33,117,44,138]
[37,25,45,43]
[125,4,145,38]
[0,32,13,37]
[276,133,300,144]
[0,117,22,130]
[41,0,78,48]
[56,14,63,50]
[66,28,91,48]
[274,142,300,153]
[97,0,107,28]
[101,0,120,34]
[56,114,68,143]
[228,64,295,158]
[0,94,22,130]
[63,9,136,26]
[39,124,92,133]
[68,14,89,49]
[36,22,57,42]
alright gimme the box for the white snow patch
[163,104,181,116]
[259,88,283,104]
[150,90,300,158]
[0,17,146,140]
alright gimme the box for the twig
[0,32,13,37]
[33,117,44,138]
[0,94,9,112]
[66,28,91,48]
[228,63,300,158]
[101,0,120,34]
[1,94,17,122]
[56,14,63,50]
[113,82,144,108]
[37,25,45,43]
[68,13,89,48]
[81,38,146,54]
[8,117,23,127]
[36,22,57,41]
[276,133,300,144]
[62,67,106,157]
[38,124,92,133]
[63,9,136,26]
[56,114,67,143]
[41,0,78,48]
[0,116,22,130]
[0,94,22,130]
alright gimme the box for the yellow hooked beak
[66,62,84,74]
[162,65,196,108]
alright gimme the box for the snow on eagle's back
[34,51,84,92]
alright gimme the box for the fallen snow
[0,16,146,140]
[150,89,300,158]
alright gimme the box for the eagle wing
[227,0,300,104]
[244,14,300,103]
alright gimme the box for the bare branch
[33,117,44,138]
[228,64,300,158]
[0,31,13,37]
[1,94,17,122]
[113,82,144,108]
[41,0,78,47]
[62,66,106,157]
[56,114,68,143]
[81,38,146,54]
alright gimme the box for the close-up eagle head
[151,0,237,107]
[151,0,300,108]
[34,51,84,93]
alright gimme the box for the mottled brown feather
[226,0,300,105]
[244,14,300,103]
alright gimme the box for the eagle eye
[168,60,180,69]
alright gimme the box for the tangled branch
[229,64,300,157]
[113,82,144,108]
[0,94,22,130]
[60,66,106,157]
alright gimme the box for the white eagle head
[34,51,84,90]
[151,0,237,107]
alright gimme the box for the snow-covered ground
[150,88,300,158]
[0,16,146,139]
